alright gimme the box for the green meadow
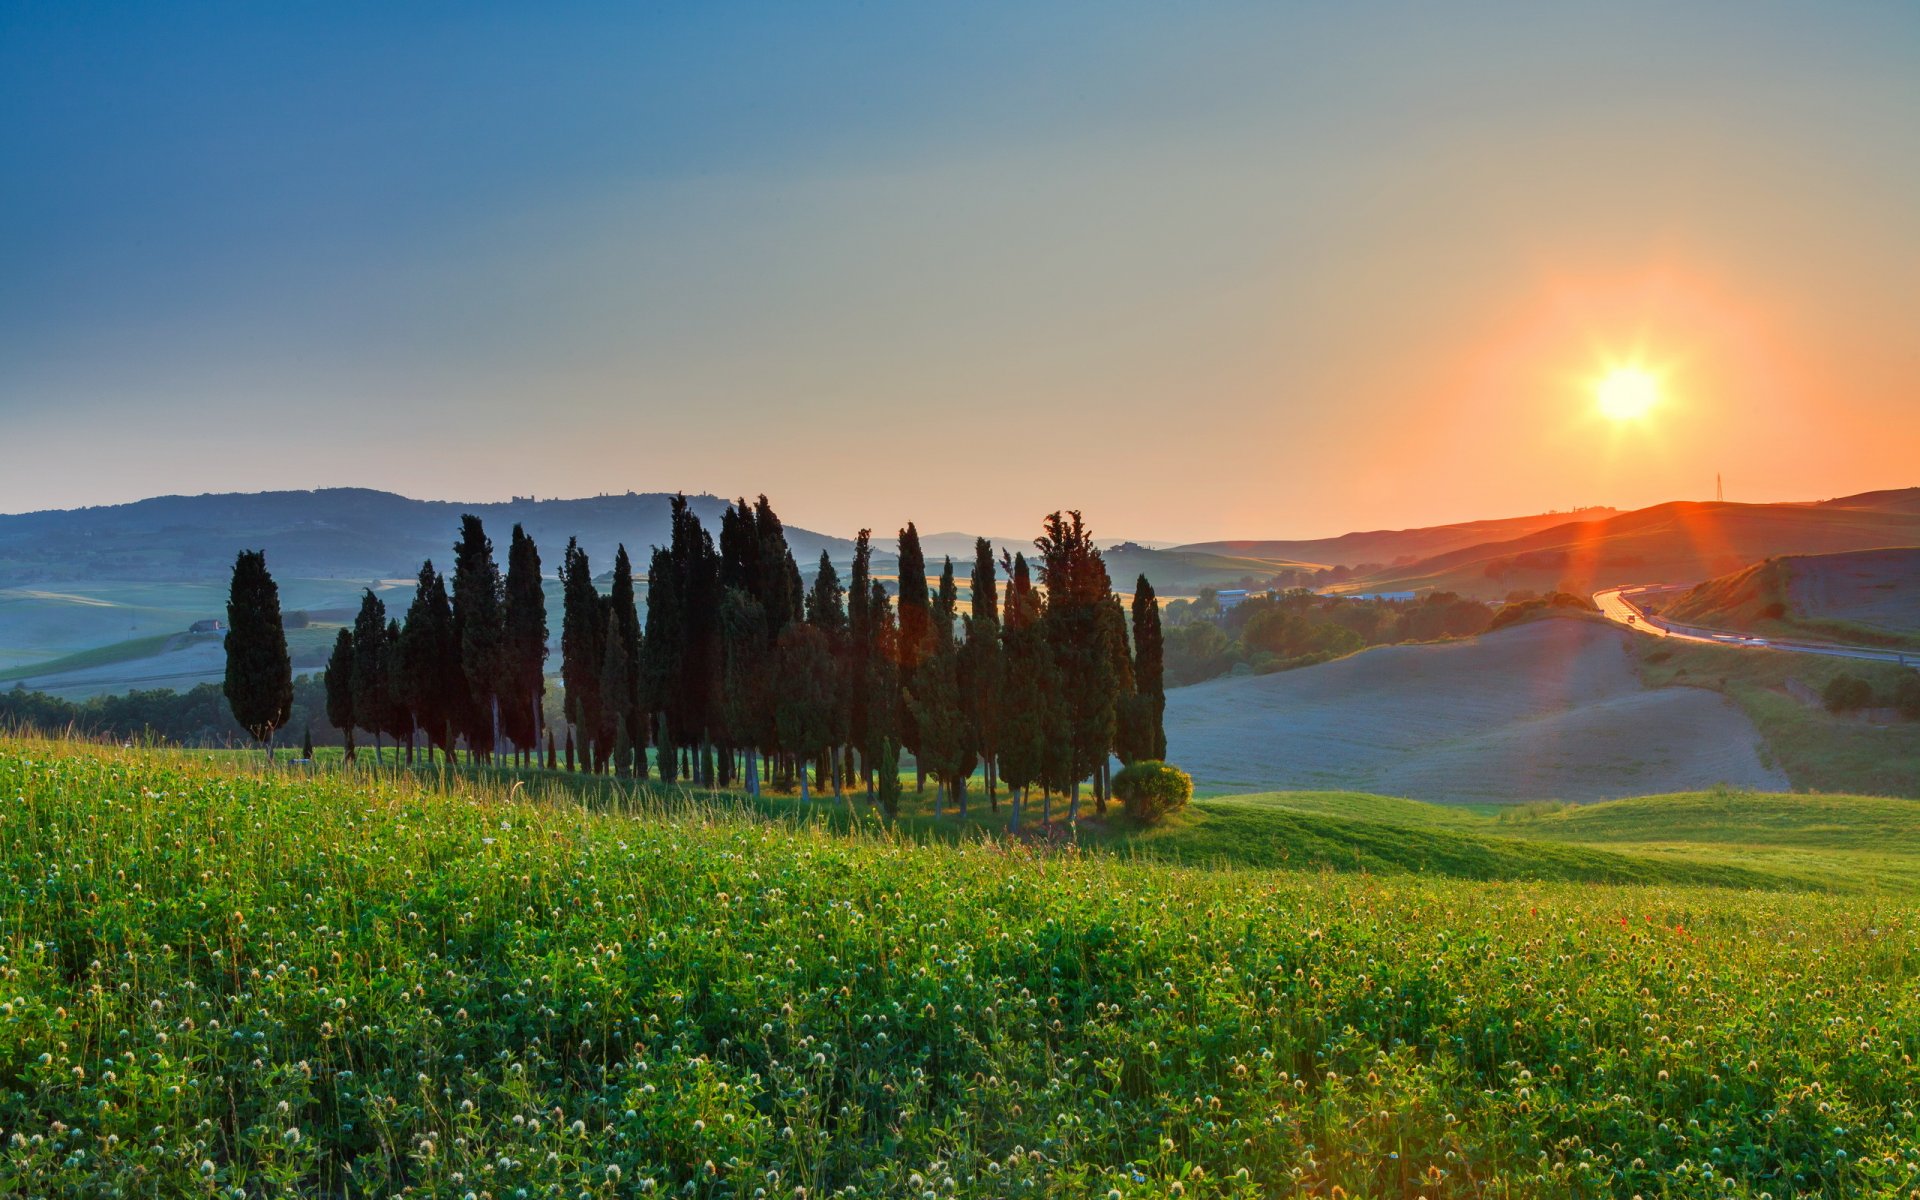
[4,737,1920,1197]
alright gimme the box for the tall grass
[2,737,1918,1196]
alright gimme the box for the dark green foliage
[1036,511,1116,812]
[876,737,902,817]
[323,629,355,758]
[1101,594,1137,782]
[382,618,413,754]
[645,496,720,770]
[773,622,837,802]
[503,525,549,755]
[350,591,391,753]
[1898,673,1920,721]
[895,524,930,762]
[606,544,643,760]
[859,579,899,796]
[560,540,605,769]
[1113,759,1193,823]
[1489,590,1600,631]
[452,515,507,758]
[1130,575,1167,760]
[996,553,1053,807]
[720,588,772,791]
[846,532,876,772]
[222,550,292,749]
[1824,673,1877,713]
[301,726,314,760]
[600,609,634,779]
[960,539,1003,802]
[399,562,461,760]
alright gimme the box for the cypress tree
[399,561,460,763]
[997,552,1056,832]
[845,531,874,789]
[961,538,1003,806]
[503,524,549,762]
[863,578,899,805]
[323,628,356,761]
[600,608,633,779]
[222,549,293,757]
[451,515,507,761]
[351,590,391,762]
[719,587,771,796]
[383,616,415,763]
[806,550,850,797]
[1035,511,1115,824]
[773,621,836,805]
[301,727,314,761]
[1129,574,1167,761]
[1097,594,1136,811]
[608,544,643,766]
[559,540,605,771]
[895,523,931,789]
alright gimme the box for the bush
[1896,672,1920,721]
[1822,673,1876,713]
[1113,760,1193,824]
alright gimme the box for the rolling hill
[1342,489,1920,600]
[1163,617,1787,802]
[0,487,852,584]
[1175,507,1617,571]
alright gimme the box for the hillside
[1657,547,1920,647]
[1176,507,1616,570]
[4,738,1917,1197]
[0,487,852,584]
[1164,618,1786,801]
[1346,490,1920,600]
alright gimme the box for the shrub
[1822,673,1876,713]
[1113,760,1193,824]
[1896,672,1920,721]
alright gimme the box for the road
[1594,586,1919,669]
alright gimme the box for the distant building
[1215,589,1251,611]
[188,619,225,634]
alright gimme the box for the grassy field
[1632,637,1920,797]
[4,738,1920,1196]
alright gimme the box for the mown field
[3,739,1920,1197]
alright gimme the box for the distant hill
[0,488,854,583]
[1344,490,1920,600]
[1175,509,1617,570]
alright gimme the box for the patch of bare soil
[1788,547,1920,635]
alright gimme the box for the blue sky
[3,3,1916,540]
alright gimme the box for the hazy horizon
[5,3,1916,541]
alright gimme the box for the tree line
[227,497,1168,825]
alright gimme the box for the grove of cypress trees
[323,627,356,761]
[222,549,293,757]
[997,551,1052,831]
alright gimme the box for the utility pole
[1716,473,1723,503]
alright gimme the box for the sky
[2,2,1916,543]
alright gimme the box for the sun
[1593,366,1660,421]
